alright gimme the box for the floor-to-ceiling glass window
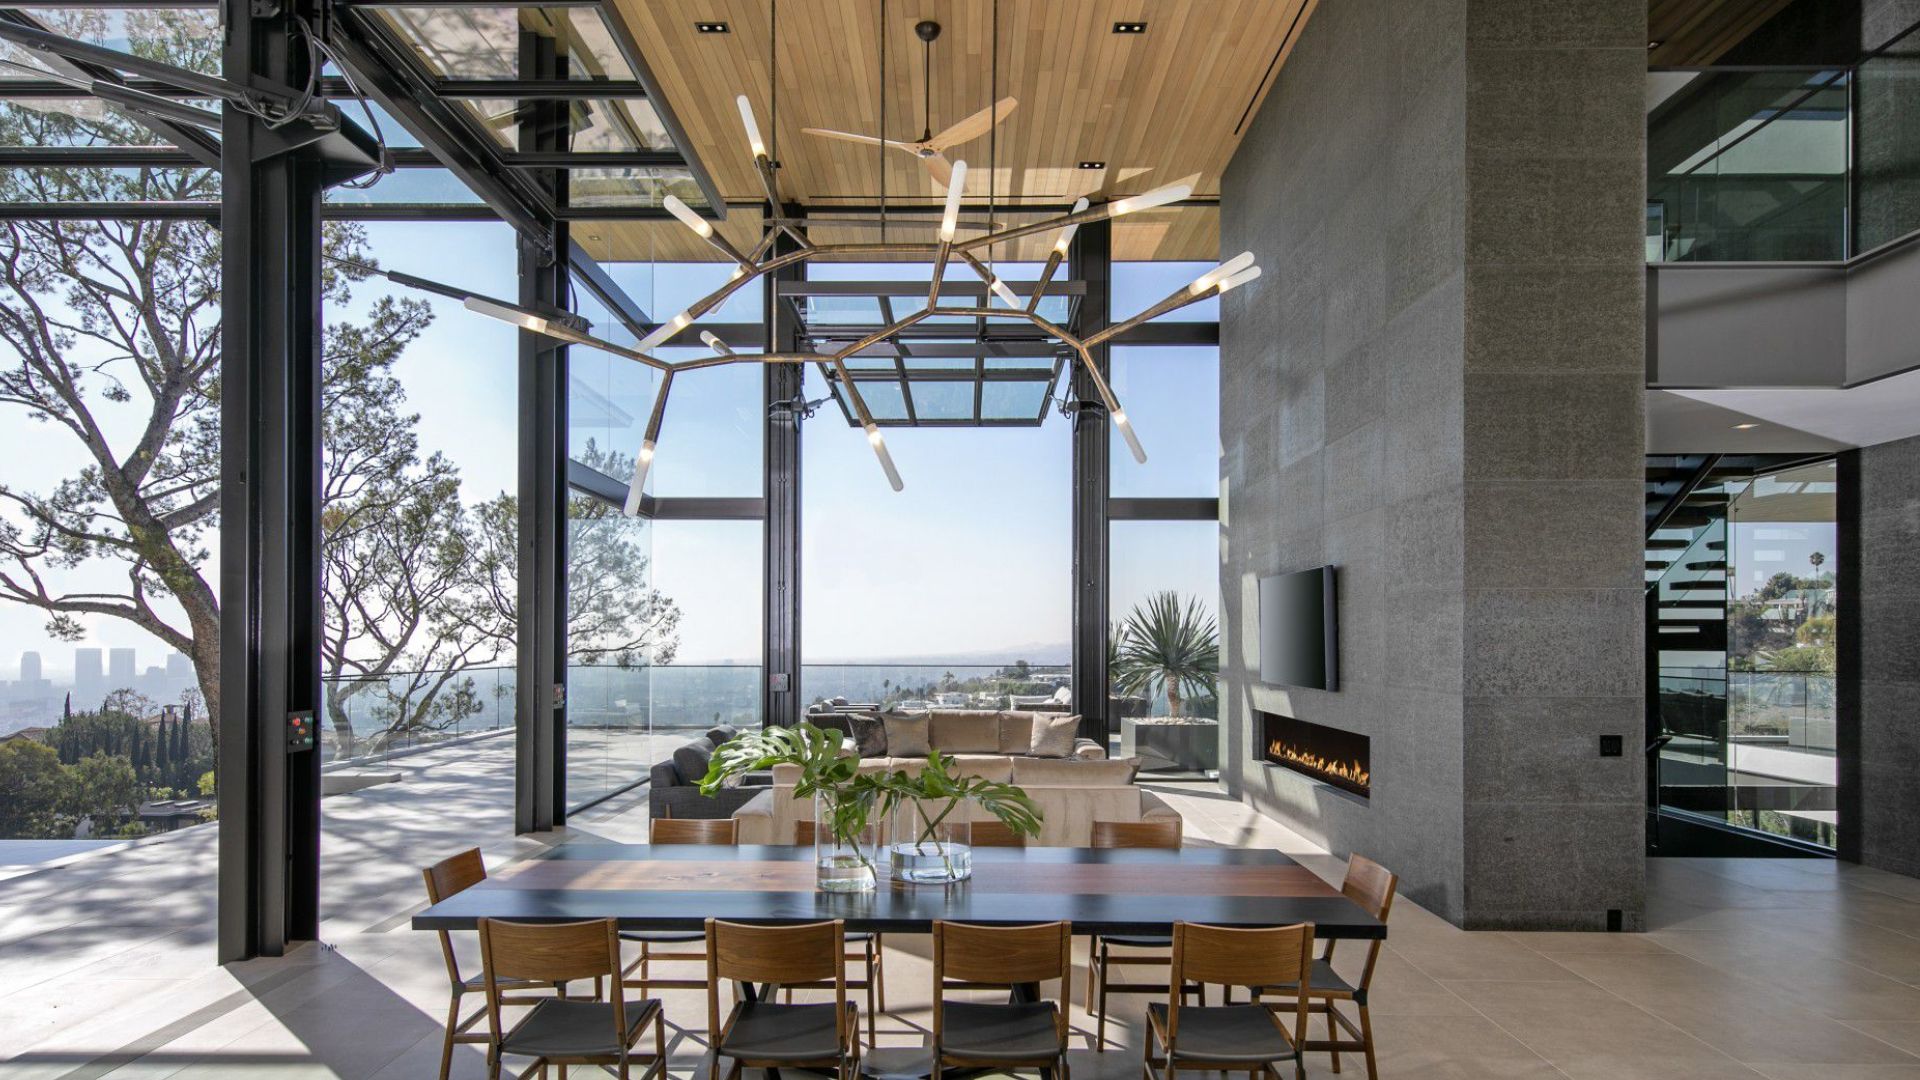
[798,261,1073,712]
[564,255,764,808]
[1724,461,1839,847]
[1651,457,1838,850]
[1106,269,1221,774]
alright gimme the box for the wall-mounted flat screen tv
[1259,566,1338,691]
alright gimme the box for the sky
[0,221,1221,677]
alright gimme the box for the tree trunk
[1166,681,1183,719]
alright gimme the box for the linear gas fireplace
[1259,711,1370,799]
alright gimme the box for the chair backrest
[1166,922,1312,1052]
[707,918,844,984]
[934,920,1071,987]
[652,817,739,845]
[478,918,626,1050]
[1334,854,1398,990]
[707,919,847,1042]
[933,921,1070,1058]
[1090,818,1182,849]
[969,820,1028,848]
[422,848,486,988]
[1171,921,1313,990]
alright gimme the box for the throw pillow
[1029,713,1080,758]
[705,724,738,746]
[847,713,889,758]
[883,711,932,757]
[671,737,715,785]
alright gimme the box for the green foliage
[197,770,217,797]
[698,725,1046,854]
[0,739,69,837]
[869,750,1043,843]
[1111,591,1219,717]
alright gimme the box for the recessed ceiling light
[1078,161,1106,170]
[1733,422,1760,430]
[1113,21,1147,34]
[696,21,729,33]
[1647,40,1662,50]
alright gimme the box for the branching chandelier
[462,11,1261,514]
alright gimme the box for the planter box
[1121,717,1220,773]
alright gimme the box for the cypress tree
[157,716,171,774]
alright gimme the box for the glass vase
[812,790,878,892]
[888,796,973,884]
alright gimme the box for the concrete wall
[1841,435,1920,876]
[1220,0,1646,929]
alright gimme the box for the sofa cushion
[945,754,1015,783]
[847,714,888,758]
[1029,713,1081,758]
[997,711,1036,753]
[1011,756,1138,787]
[883,712,931,756]
[705,724,739,746]
[929,711,1002,754]
[671,737,715,787]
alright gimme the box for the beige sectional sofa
[731,709,1180,847]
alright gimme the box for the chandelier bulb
[864,421,905,491]
[737,95,766,158]
[664,195,713,239]
[939,160,969,242]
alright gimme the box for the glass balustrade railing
[1649,19,1920,264]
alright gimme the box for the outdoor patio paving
[3,736,1920,1078]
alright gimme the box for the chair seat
[1098,933,1172,949]
[619,929,707,945]
[500,998,659,1059]
[938,1001,1062,1062]
[719,1000,852,1063]
[1148,1003,1298,1065]
[1260,958,1356,999]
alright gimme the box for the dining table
[412,842,1387,938]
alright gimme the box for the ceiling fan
[801,19,1014,189]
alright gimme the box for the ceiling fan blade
[922,152,954,188]
[926,96,1017,152]
[801,126,887,147]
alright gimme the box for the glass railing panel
[801,663,1073,716]
[319,665,517,768]
[1649,68,1850,261]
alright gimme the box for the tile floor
[2,740,1919,1078]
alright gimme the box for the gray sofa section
[647,724,771,820]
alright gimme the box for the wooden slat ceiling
[1648,0,1797,66]
[579,0,1312,262]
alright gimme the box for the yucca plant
[1112,591,1219,718]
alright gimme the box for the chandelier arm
[1026,249,1064,313]
[954,201,1115,254]
[539,323,673,372]
[748,228,781,263]
[928,239,952,307]
[1080,280,1220,349]
[813,242,942,256]
[695,229,758,273]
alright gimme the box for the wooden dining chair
[931,921,1072,1079]
[423,849,555,1080]
[1085,816,1189,1050]
[478,917,666,1080]
[969,819,1028,848]
[706,918,861,1080]
[1146,922,1314,1080]
[619,817,738,998]
[650,817,739,845]
[1249,855,1398,1079]
[793,819,886,1040]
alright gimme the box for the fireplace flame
[1267,738,1370,790]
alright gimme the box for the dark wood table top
[412,844,1386,939]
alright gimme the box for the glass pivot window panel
[375,7,634,82]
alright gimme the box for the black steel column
[514,34,568,833]
[217,0,325,962]
[764,229,804,728]
[1069,218,1113,745]
[1835,449,1862,862]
